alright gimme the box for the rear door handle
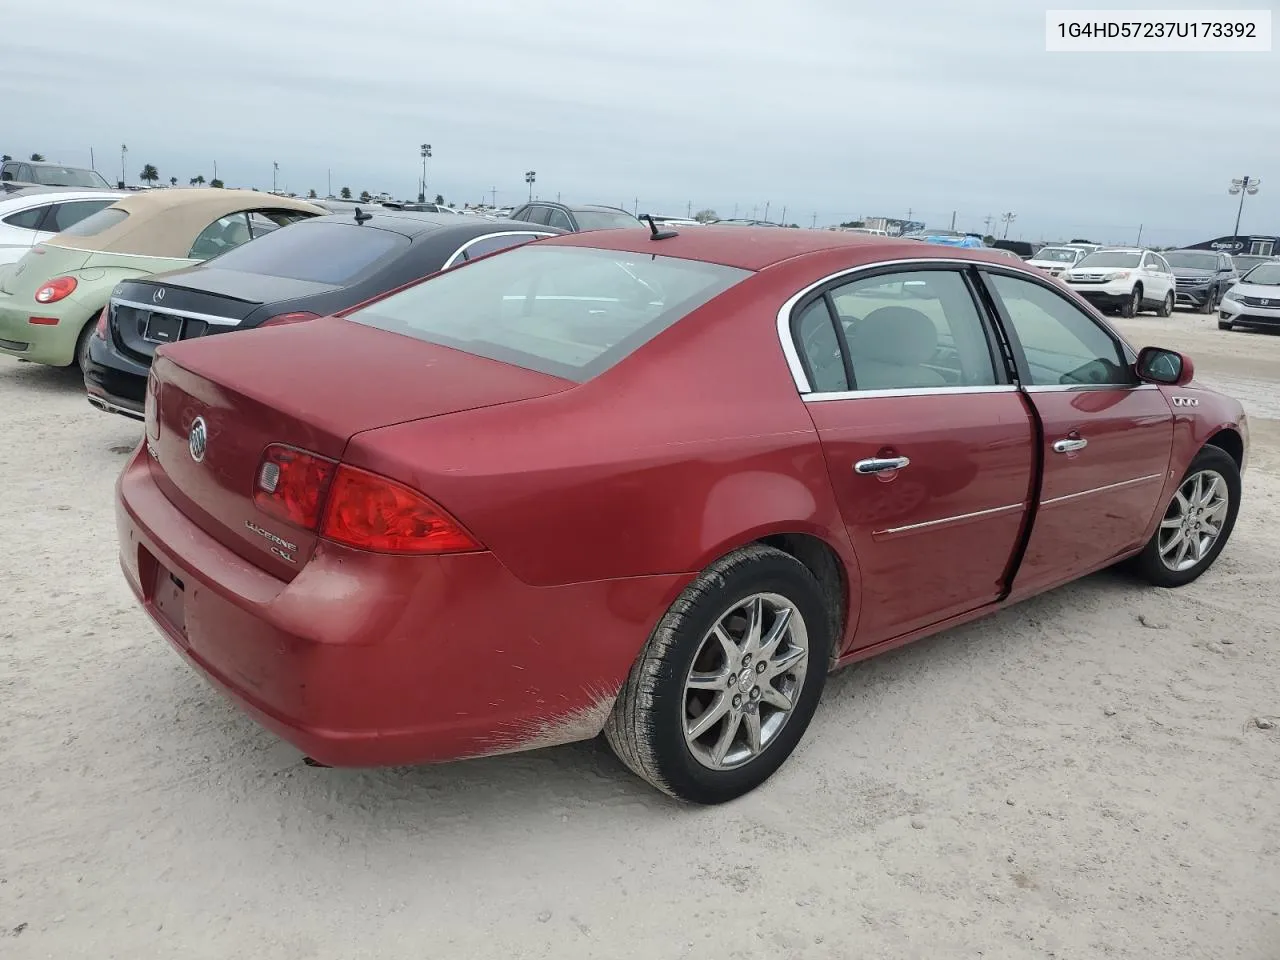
[1052,437,1088,453]
[854,456,911,475]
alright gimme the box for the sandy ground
[1,311,1277,960]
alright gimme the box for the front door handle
[854,456,911,475]
[1052,437,1088,453]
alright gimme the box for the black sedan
[83,210,563,419]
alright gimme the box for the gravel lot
[2,311,1277,960]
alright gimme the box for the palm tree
[307,188,317,198]
[169,176,178,187]
[209,178,224,188]
[29,153,44,162]
[340,187,351,199]
[359,190,372,203]
[1,155,11,162]
[139,164,159,187]
[433,193,444,205]
[190,175,205,187]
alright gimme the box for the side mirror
[1136,346,1194,386]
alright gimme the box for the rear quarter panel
[341,266,861,591]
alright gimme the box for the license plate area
[140,546,187,638]
[143,312,182,344]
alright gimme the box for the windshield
[1242,264,1280,285]
[204,220,409,284]
[33,166,111,188]
[1162,251,1220,270]
[1076,251,1141,269]
[573,210,639,231]
[1234,256,1271,271]
[348,245,750,381]
[1034,248,1081,263]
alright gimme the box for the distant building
[1186,234,1277,257]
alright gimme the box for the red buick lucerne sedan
[116,226,1248,804]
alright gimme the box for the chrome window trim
[775,256,1073,395]
[48,243,194,262]
[1040,473,1164,507]
[440,230,557,270]
[803,384,1017,403]
[875,502,1025,538]
[1024,383,1157,393]
[112,298,241,327]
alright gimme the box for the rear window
[204,220,409,285]
[56,206,129,237]
[573,210,639,231]
[347,245,751,381]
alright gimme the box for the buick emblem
[153,288,165,303]
[188,417,208,463]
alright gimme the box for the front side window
[348,245,751,382]
[2,204,51,230]
[815,270,999,390]
[547,208,574,231]
[987,272,1131,386]
[0,164,16,181]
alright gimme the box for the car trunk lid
[146,317,574,580]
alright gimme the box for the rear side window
[2,205,50,230]
[573,210,639,231]
[547,208,574,231]
[202,220,409,284]
[55,206,129,237]
[348,245,751,382]
[48,199,114,232]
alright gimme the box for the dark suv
[1164,249,1239,313]
[509,201,639,232]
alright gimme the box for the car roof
[543,224,1017,271]
[44,188,326,258]
[297,210,564,239]
[0,189,125,209]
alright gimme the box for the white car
[0,187,123,265]
[1027,245,1087,276]
[1218,260,1280,332]
[1057,247,1176,317]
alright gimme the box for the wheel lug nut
[750,686,761,700]
[741,654,752,667]
[732,695,742,708]
[755,662,767,674]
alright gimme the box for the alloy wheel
[682,593,809,771]
[1158,469,1229,572]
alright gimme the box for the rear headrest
[849,307,939,365]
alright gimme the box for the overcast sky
[2,0,1276,245]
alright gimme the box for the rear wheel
[1121,285,1142,318]
[73,317,96,371]
[1157,290,1174,317]
[604,545,833,804]
[1132,446,1240,587]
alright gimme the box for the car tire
[1131,445,1241,588]
[1121,285,1142,318]
[73,317,96,371]
[603,544,833,804]
[1199,289,1216,314]
[1157,290,1174,317]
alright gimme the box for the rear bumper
[116,448,688,766]
[83,334,146,419]
[0,295,94,366]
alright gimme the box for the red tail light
[34,276,77,304]
[94,306,109,339]
[253,444,337,529]
[321,465,481,555]
[260,311,319,328]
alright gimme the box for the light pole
[419,144,431,203]
[272,161,279,193]
[1229,175,1261,236]
[120,144,127,187]
[524,170,536,201]
[1000,211,1017,238]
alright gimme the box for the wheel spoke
[743,710,763,755]
[686,693,730,740]
[1160,528,1185,557]
[760,683,794,712]
[1204,499,1229,523]
[757,606,793,659]
[1160,516,1182,530]
[687,670,727,691]
[710,711,742,766]
[768,645,807,679]
[1175,537,1193,567]
[1199,475,1221,507]
[742,596,764,652]
[1172,490,1191,517]
[711,624,739,664]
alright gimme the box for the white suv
[1058,247,1176,317]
